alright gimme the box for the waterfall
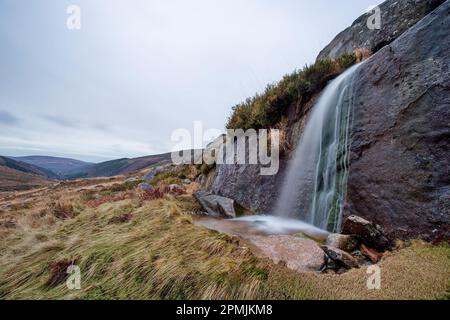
[274,63,362,233]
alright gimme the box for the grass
[226,50,371,131]
[0,178,449,300]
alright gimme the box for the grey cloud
[40,114,79,128]
[0,110,19,125]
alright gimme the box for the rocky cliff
[345,0,450,240]
[209,0,449,240]
[317,0,445,60]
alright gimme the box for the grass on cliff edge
[0,190,449,300]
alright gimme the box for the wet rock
[321,245,359,269]
[326,233,359,253]
[360,244,383,264]
[249,235,326,272]
[193,191,237,218]
[342,215,390,251]
[345,2,450,241]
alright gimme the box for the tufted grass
[0,180,449,300]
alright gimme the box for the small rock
[193,191,237,218]
[342,215,391,251]
[125,177,138,184]
[360,244,382,263]
[138,183,153,192]
[326,234,359,253]
[321,245,359,269]
[182,179,191,185]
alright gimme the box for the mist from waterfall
[274,63,362,233]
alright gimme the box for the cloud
[0,110,19,125]
[39,114,79,128]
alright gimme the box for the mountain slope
[13,156,93,176]
[64,152,172,179]
[0,156,58,180]
[0,156,56,191]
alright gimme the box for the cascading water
[274,63,362,233]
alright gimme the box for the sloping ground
[63,153,172,179]
[0,179,448,300]
[0,166,53,192]
[13,156,93,176]
[0,156,58,180]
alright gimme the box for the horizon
[0,0,381,163]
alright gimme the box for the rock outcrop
[248,235,326,272]
[345,1,450,241]
[317,0,445,60]
[193,191,237,218]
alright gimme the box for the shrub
[49,201,76,220]
[226,52,363,130]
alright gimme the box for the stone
[345,1,450,241]
[193,191,237,218]
[182,179,191,185]
[360,244,382,264]
[321,245,359,269]
[317,0,445,60]
[138,183,153,192]
[326,233,359,253]
[248,235,326,272]
[342,215,390,251]
[125,177,138,184]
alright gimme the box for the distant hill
[0,156,56,191]
[63,152,172,179]
[0,156,58,180]
[13,156,93,177]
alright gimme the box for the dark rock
[317,0,445,60]
[321,245,360,269]
[326,233,360,253]
[345,2,450,241]
[193,191,237,218]
[342,215,390,251]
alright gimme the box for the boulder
[317,0,444,60]
[193,191,237,218]
[326,233,359,253]
[138,183,153,192]
[248,235,326,272]
[321,245,359,269]
[345,1,450,241]
[342,215,390,251]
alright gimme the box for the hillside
[0,175,448,299]
[63,153,172,179]
[0,156,58,180]
[0,166,53,192]
[12,156,93,177]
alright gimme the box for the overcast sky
[0,0,381,162]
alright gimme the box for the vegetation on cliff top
[226,49,370,130]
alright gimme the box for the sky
[0,0,381,163]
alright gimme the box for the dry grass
[0,179,448,300]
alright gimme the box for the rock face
[193,191,237,218]
[345,1,450,241]
[317,0,444,60]
[248,235,326,272]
